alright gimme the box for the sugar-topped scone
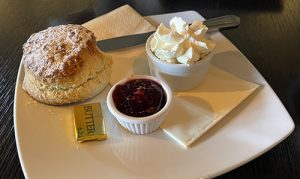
[22,24,112,105]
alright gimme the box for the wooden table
[1,0,299,178]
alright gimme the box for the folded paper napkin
[82,4,155,41]
[83,5,260,148]
[161,66,259,148]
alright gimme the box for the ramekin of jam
[107,75,173,134]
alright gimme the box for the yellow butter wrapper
[73,103,107,143]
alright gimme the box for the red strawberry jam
[112,79,166,117]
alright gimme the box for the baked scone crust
[22,24,112,105]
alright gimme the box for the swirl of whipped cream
[150,16,216,65]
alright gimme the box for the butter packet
[73,103,107,143]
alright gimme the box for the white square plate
[14,11,294,179]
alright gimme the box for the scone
[22,24,112,105]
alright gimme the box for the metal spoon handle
[204,15,240,31]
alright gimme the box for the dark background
[1,0,300,178]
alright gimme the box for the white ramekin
[146,34,213,92]
[106,75,173,135]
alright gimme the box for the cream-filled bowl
[107,75,173,135]
[146,34,213,91]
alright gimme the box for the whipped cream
[150,16,215,65]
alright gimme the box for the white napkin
[82,4,155,41]
[161,65,260,148]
